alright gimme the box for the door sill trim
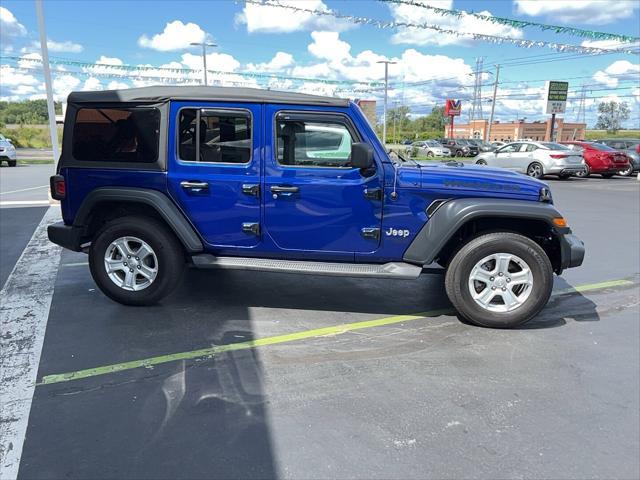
[191,255,422,279]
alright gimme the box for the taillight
[550,154,567,159]
[636,144,640,154]
[50,175,65,200]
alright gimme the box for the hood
[420,162,546,201]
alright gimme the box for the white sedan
[475,141,586,179]
[406,140,451,158]
[0,134,17,167]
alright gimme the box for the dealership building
[446,117,587,142]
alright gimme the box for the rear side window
[72,107,159,163]
[178,108,251,164]
[276,118,354,168]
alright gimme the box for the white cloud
[46,39,84,53]
[106,81,130,90]
[592,60,640,87]
[236,0,352,33]
[387,0,523,47]
[308,31,351,61]
[514,0,639,25]
[0,65,39,86]
[11,85,38,96]
[0,7,27,43]
[82,77,103,91]
[581,39,640,51]
[138,20,207,51]
[246,51,295,72]
[53,74,81,100]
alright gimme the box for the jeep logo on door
[385,228,410,238]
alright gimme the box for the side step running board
[191,255,423,279]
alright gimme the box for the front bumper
[0,151,17,160]
[559,232,585,272]
[48,222,85,252]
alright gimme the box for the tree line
[0,100,62,126]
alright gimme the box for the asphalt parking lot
[1,169,639,479]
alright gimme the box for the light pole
[377,60,396,146]
[486,64,500,142]
[190,42,217,86]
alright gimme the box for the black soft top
[67,86,350,107]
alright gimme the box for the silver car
[475,141,586,179]
[0,134,17,167]
[406,140,451,158]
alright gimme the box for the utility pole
[392,100,399,144]
[486,64,500,142]
[377,60,397,146]
[35,0,59,173]
[469,57,484,123]
[190,42,217,86]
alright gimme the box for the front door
[263,107,383,255]
[167,102,262,248]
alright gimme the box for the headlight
[539,187,553,203]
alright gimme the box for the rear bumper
[47,222,84,252]
[547,165,586,175]
[559,233,585,271]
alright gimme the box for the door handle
[180,181,209,193]
[270,185,299,193]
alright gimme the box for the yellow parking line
[38,278,635,386]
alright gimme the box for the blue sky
[1,0,639,127]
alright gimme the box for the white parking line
[0,207,61,480]
[0,200,51,207]
[0,185,48,196]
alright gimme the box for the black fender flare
[403,198,567,266]
[74,187,203,253]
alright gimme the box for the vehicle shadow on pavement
[175,267,450,317]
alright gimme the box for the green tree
[595,101,630,133]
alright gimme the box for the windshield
[541,142,569,150]
[588,142,617,152]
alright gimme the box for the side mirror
[351,142,374,169]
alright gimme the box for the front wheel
[427,151,434,157]
[89,216,185,306]
[445,232,553,328]
[476,159,487,166]
[526,162,544,179]
[618,165,634,177]
[8,160,17,167]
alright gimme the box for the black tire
[8,160,17,167]
[618,165,634,177]
[455,150,463,157]
[89,216,185,306]
[526,162,544,179]
[574,165,590,178]
[601,173,614,178]
[427,151,434,157]
[444,232,554,328]
[476,159,487,165]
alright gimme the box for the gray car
[406,140,451,158]
[596,138,640,176]
[475,141,586,179]
[0,134,17,167]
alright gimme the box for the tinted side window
[524,144,537,152]
[276,118,354,168]
[178,109,251,163]
[72,107,159,163]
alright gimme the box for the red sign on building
[445,99,462,116]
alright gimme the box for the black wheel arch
[73,187,203,253]
[403,198,572,274]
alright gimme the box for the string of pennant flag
[380,0,640,43]
[241,0,639,55]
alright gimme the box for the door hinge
[242,222,260,236]
[361,227,380,240]
[242,184,260,197]
[363,187,382,201]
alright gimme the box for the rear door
[167,102,262,248]
[262,107,383,255]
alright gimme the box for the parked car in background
[560,141,631,178]
[0,134,17,167]
[400,139,414,145]
[595,138,640,176]
[475,141,586,179]
[469,139,496,153]
[406,140,451,158]
[440,138,478,157]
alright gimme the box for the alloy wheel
[104,236,158,291]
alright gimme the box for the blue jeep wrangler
[48,86,584,328]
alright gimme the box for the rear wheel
[476,159,487,166]
[574,164,590,178]
[618,165,634,176]
[526,162,544,179]
[444,232,553,328]
[89,216,185,306]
